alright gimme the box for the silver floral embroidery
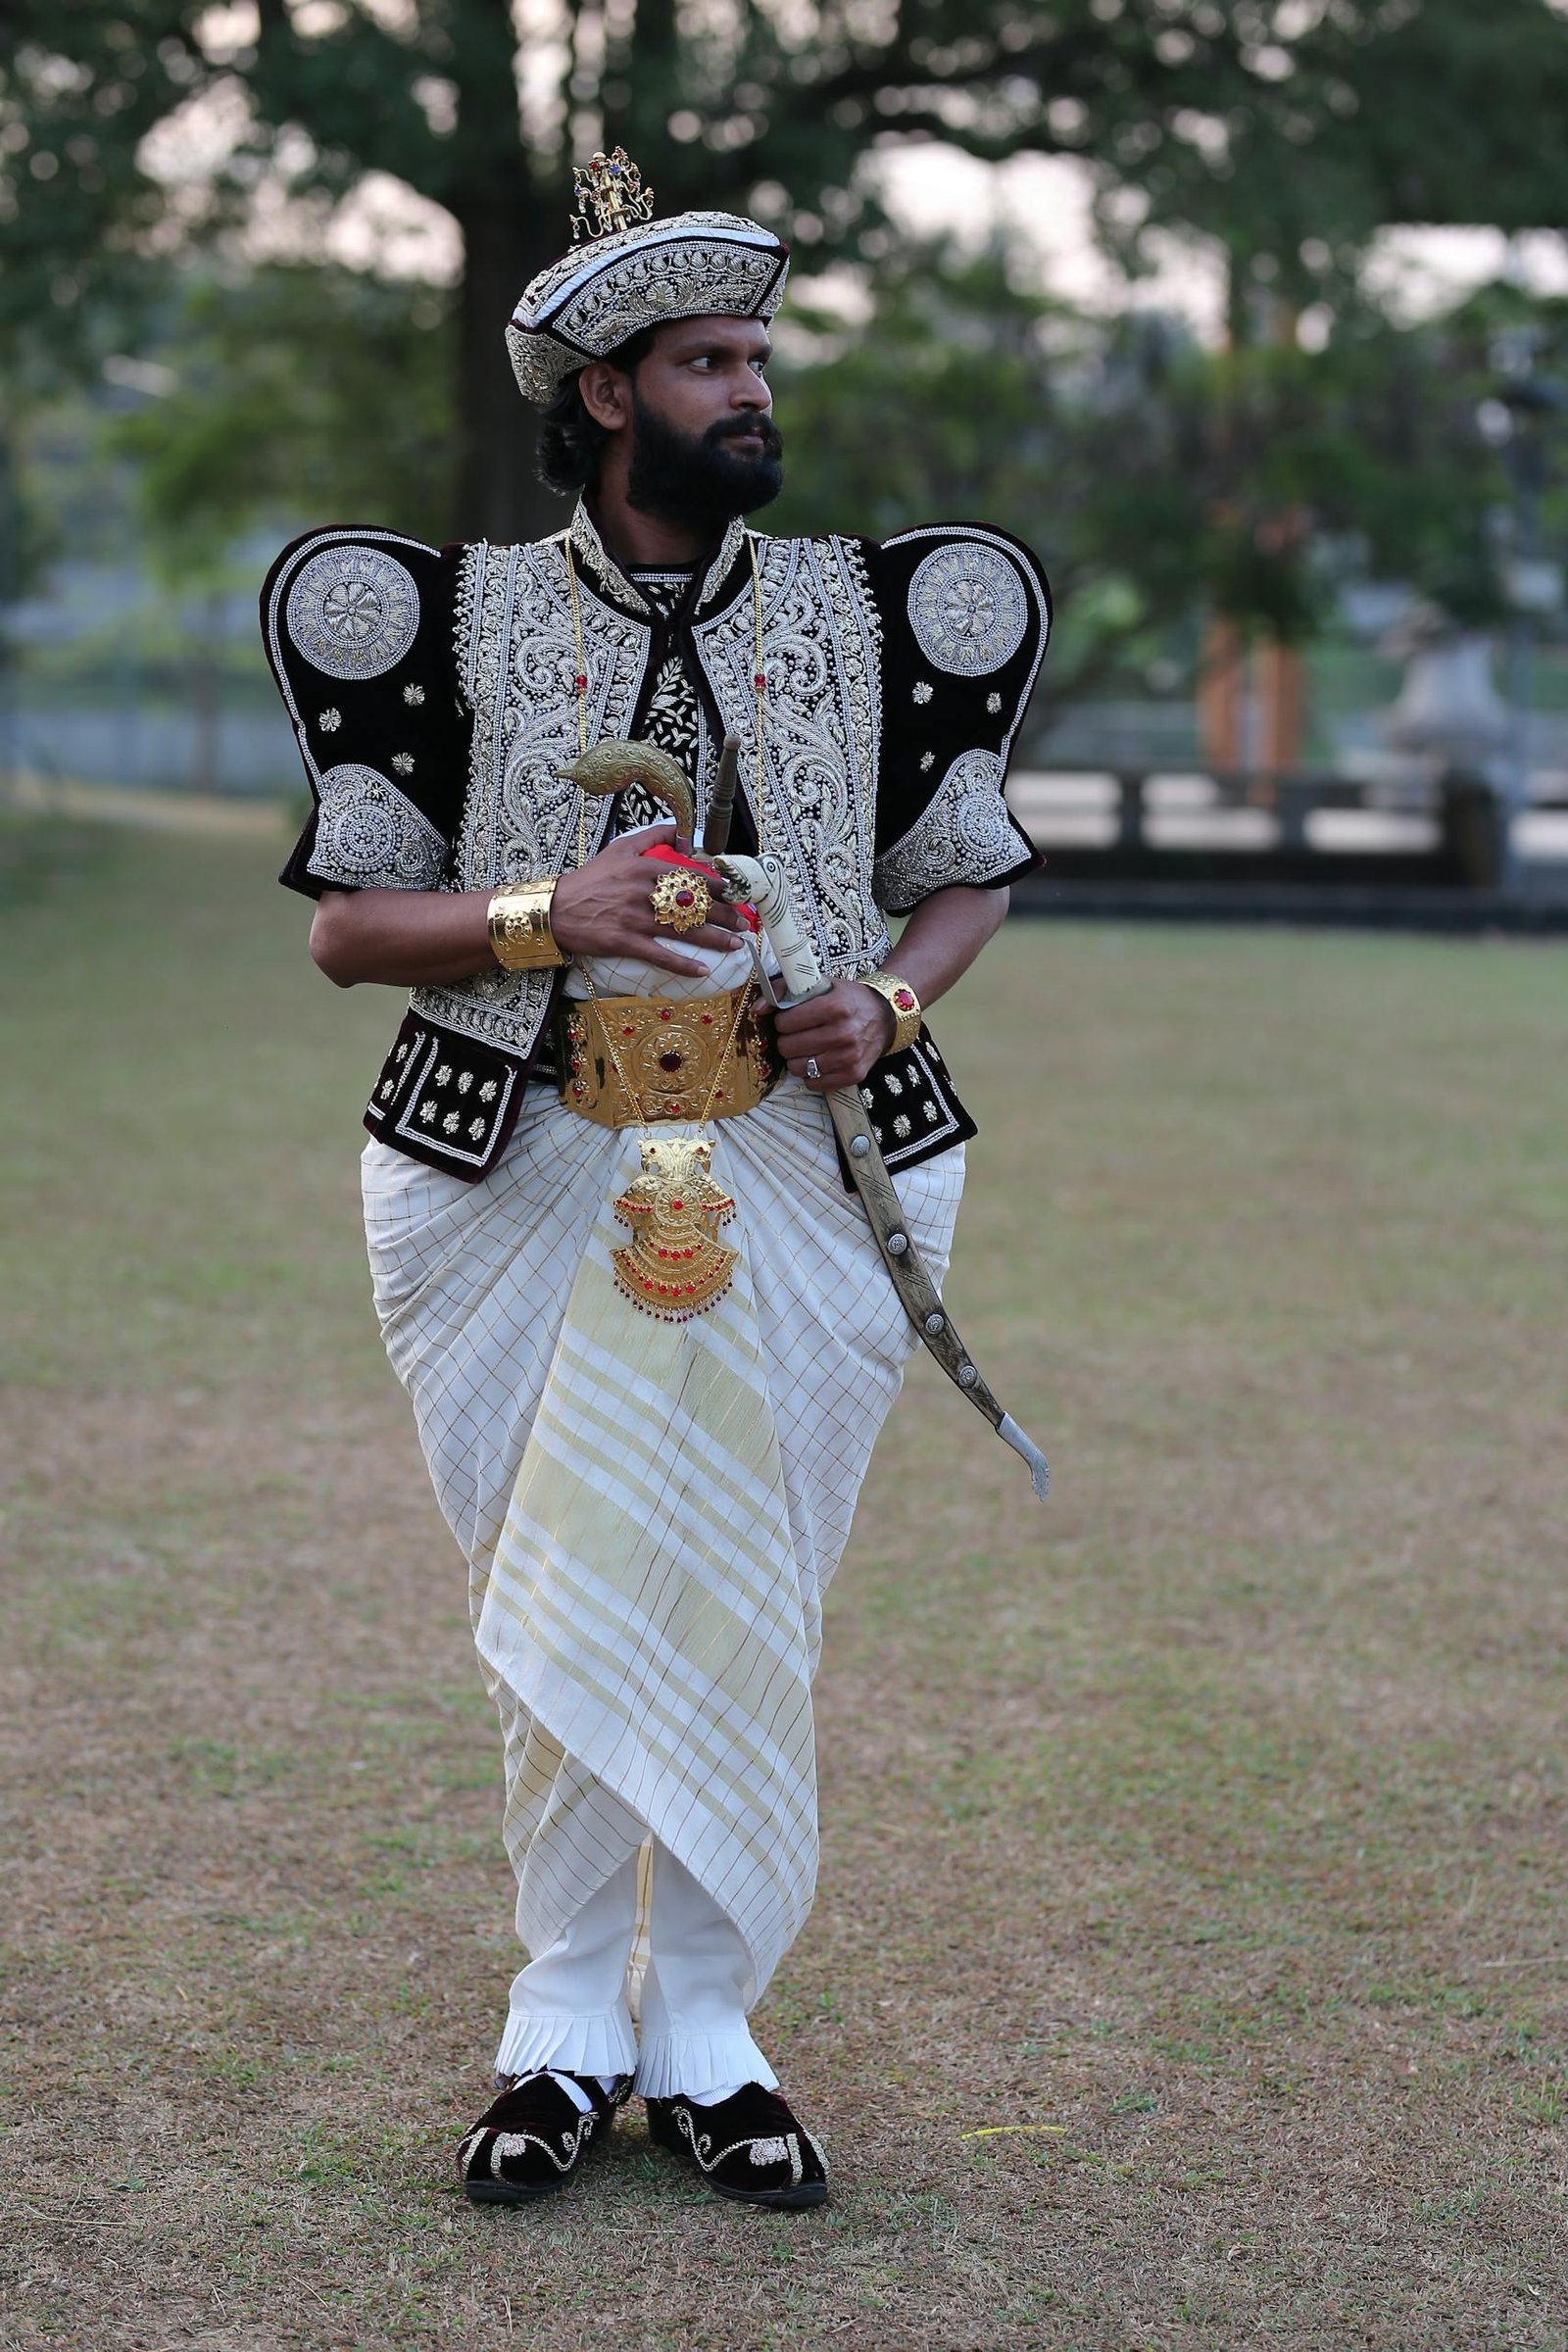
[987,691,1004,714]
[468,1118,485,1140]
[478,1079,498,1102]
[880,1041,961,1164]
[435,1064,452,1085]
[893,1112,911,1138]
[442,1110,460,1132]
[318,708,341,732]
[414,514,905,1064]
[873,748,1023,911]
[919,750,934,771]
[907,540,1029,676]
[414,534,644,1056]
[457,1071,472,1095]
[392,752,415,774]
[403,682,425,705]
[286,542,420,681]
[307,762,446,892]
[912,680,933,705]
[885,1073,903,1096]
[696,532,888,978]
[419,1099,437,1121]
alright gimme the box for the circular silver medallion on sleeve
[286,542,421,681]
[907,540,1029,677]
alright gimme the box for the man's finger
[642,944,710,977]
[775,1014,855,1053]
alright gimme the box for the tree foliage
[772,245,1567,707]
[7,1,1568,538]
[63,232,1568,702]
[108,267,454,577]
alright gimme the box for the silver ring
[805,1055,820,1081]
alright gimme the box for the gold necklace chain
[562,529,767,1136]
[747,528,767,832]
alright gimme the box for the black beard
[624,398,784,528]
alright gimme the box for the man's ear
[579,361,634,432]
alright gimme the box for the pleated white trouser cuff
[633,2025,779,2100]
[495,1843,776,2095]
[493,2002,638,2083]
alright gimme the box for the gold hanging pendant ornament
[612,1136,739,1321]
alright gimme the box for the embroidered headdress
[507,148,790,408]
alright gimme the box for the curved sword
[716,851,1049,1502]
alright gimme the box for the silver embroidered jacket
[261,501,1051,1182]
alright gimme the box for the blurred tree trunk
[451,196,564,545]
[447,0,562,545]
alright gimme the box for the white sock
[685,2080,750,2106]
[522,2069,622,2114]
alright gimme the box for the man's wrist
[857,984,897,1054]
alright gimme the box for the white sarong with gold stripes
[361,944,963,2015]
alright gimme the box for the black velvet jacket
[261,502,1050,1182]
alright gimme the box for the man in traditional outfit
[261,151,1050,2213]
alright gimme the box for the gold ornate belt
[556,986,782,1129]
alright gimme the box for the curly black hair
[536,329,656,497]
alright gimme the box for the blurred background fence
[5,1,1568,913]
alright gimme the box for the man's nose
[732,370,771,412]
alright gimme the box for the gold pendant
[611,1136,738,1321]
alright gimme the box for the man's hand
[551,824,745,977]
[770,980,894,1091]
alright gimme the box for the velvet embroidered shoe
[458,2071,631,2205]
[645,2083,829,2209]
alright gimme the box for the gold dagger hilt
[560,738,695,849]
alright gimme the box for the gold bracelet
[862,969,922,1054]
[487,878,564,971]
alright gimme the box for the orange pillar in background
[1254,639,1303,773]
[1199,615,1246,769]
[1198,620,1303,776]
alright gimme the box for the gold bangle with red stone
[862,970,922,1054]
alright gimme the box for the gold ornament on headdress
[570,147,657,242]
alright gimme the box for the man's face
[622,316,784,526]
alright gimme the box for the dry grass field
[3,818,1566,2352]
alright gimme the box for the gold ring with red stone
[650,869,711,933]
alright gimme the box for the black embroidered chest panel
[261,510,1051,1186]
